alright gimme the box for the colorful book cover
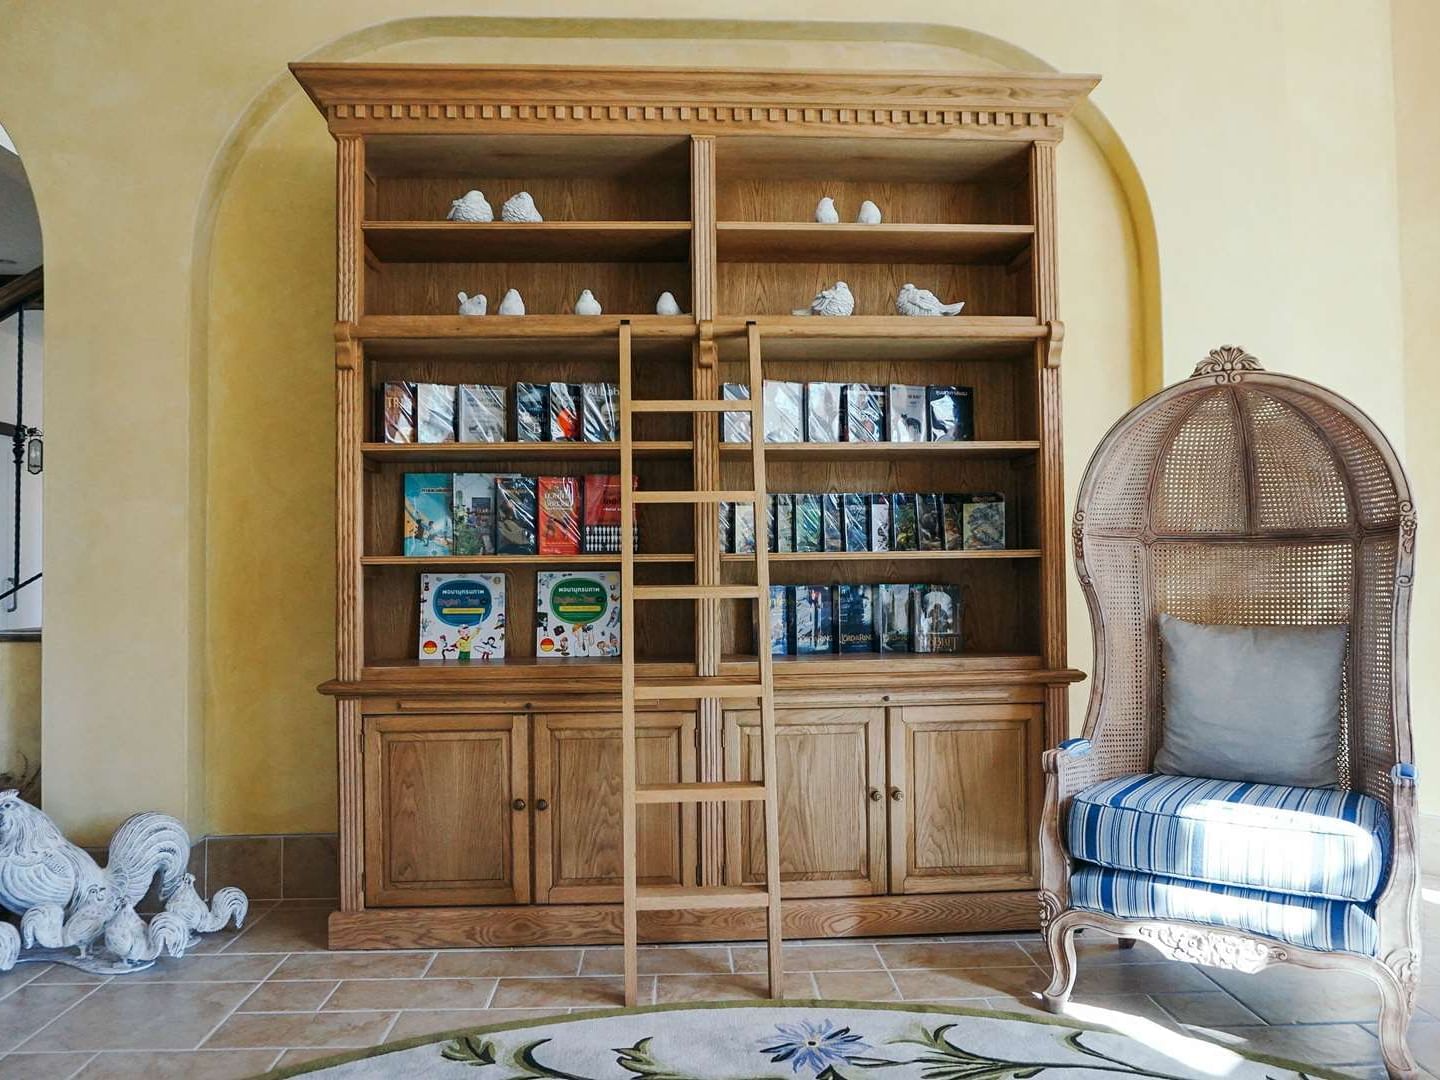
[537,475,582,555]
[887,384,926,443]
[581,383,619,443]
[963,493,1007,550]
[549,382,581,442]
[403,473,453,556]
[876,583,911,652]
[457,384,507,443]
[926,385,975,441]
[836,584,876,653]
[762,380,804,443]
[790,584,834,655]
[495,476,538,555]
[382,381,416,443]
[536,571,621,658]
[822,493,843,553]
[418,572,506,661]
[843,493,869,552]
[769,585,791,656]
[733,501,757,554]
[890,493,919,551]
[416,383,457,443]
[912,583,963,654]
[718,501,734,553]
[453,472,519,555]
[805,382,842,443]
[583,474,636,554]
[868,493,891,552]
[795,493,822,553]
[720,383,752,444]
[515,382,548,442]
[916,493,944,551]
[942,494,966,551]
[842,384,886,442]
[775,494,795,553]
[766,495,777,553]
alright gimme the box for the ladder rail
[618,320,640,1007]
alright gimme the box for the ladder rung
[635,782,767,804]
[635,884,772,911]
[630,399,755,414]
[633,584,763,601]
[632,490,759,505]
[633,680,765,701]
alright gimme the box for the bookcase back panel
[368,261,692,317]
[364,134,692,181]
[717,262,1030,318]
[717,178,1028,227]
[371,176,690,224]
[714,136,1030,185]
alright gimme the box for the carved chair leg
[1376,964,1418,1079]
[1041,918,1078,1012]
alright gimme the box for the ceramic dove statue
[501,191,543,222]
[447,190,493,222]
[793,280,855,317]
[895,283,965,316]
[814,196,840,223]
[574,289,602,315]
[497,288,526,316]
[457,291,488,316]
[655,291,682,316]
[857,200,882,224]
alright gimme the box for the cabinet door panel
[364,714,529,907]
[533,712,696,903]
[888,703,1041,894]
[725,707,886,897]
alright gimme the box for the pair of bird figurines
[457,289,686,316]
[792,281,966,318]
[815,197,882,224]
[447,190,543,223]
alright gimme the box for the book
[887,384,927,443]
[926,385,975,442]
[868,493,891,552]
[836,584,875,653]
[843,493,869,552]
[805,382,843,442]
[769,585,791,656]
[581,383,619,443]
[917,493,944,551]
[453,472,519,555]
[890,492,919,551]
[912,583,963,654]
[963,492,1007,550]
[537,475,582,555]
[418,572,506,661]
[403,473,453,556]
[549,382,581,441]
[795,493,822,553]
[718,501,734,553]
[775,493,795,553]
[733,500,757,554]
[942,494,966,551]
[876,583,911,652]
[763,380,805,443]
[416,383,457,443]
[515,382,548,442]
[842,384,886,442]
[495,476,538,554]
[790,584,834,655]
[536,571,621,658]
[382,381,416,443]
[720,383,752,444]
[457,384,507,443]
[766,495,777,553]
[582,474,636,554]
[821,493,843,553]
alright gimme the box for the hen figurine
[895,283,965,317]
[447,190,493,223]
[0,921,17,972]
[856,200,883,224]
[655,291,682,316]
[497,288,526,316]
[793,280,855,317]
[814,196,840,223]
[457,291,488,316]
[501,191,543,222]
[574,289,602,315]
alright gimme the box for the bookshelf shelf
[718,440,1039,461]
[364,221,692,263]
[721,549,1041,563]
[716,222,1033,264]
[363,553,694,567]
[362,440,692,463]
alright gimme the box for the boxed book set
[383,381,619,444]
[768,582,964,656]
[721,382,974,443]
[720,492,1006,553]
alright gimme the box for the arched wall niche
[197,16,1157,833]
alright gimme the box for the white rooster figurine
[0,921,17,972]
[447,190,493,223]
[501,191,543,222]
[104,906,190,964]
[457,291,488,316]
[793,281,855,317]
[896,283,965,317]
[164,872,248,939]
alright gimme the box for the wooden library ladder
[617,320,783,1006]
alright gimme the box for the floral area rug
[264,1001,1338,1079]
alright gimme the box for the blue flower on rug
[761,1019,872,1074]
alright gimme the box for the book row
[382,381,620,444]
[419,570,621,661]
[770,583,963,656]
[723,381,974,444]
[722,492,1005,554]
[404,473,634,557]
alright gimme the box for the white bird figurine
[574,289,602,316]
[0,922,17,972]
[501,191,543,222]
[163,873,248,936]
[793,280,855,318]
[447,190,493,223]
[896,282,966,317]
[857,200,883,225]
[815,196,840,224]
[457,291,488,316]
[655,291,682,316]
[497,288,526,316]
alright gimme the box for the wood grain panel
[370,260,690,317]
[718,261,1029,319]
[372,175,688,222]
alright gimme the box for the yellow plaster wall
[0,642,41,786]
[0,2,1421,839]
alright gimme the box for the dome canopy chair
[1040,347,1419,1077]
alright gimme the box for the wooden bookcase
[296,63,1093,949]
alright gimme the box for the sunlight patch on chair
[1065,1001,1245,1076]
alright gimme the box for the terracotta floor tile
[219,906,333,953]
[237,980,338,1013]
[202,1010,396,1050]
[0,965,54,995]
[581,947,731,976]
[28,967,109,987]
[324,977,496,1011]
[892,965,1049,1001]
[269,951,434,981]
[1150,990,1265,1027]
[0,985,101,1053]
[877,940,1035,970]
[184,901,280,955]
[491,976,642,1009]
[0,1051,95,1079]
[428,949,583,979]
[811,969,900,1001]
[1401,1019,1440,1075]
[271,1047,349,1069]
[1019,937,1168,966]
[652,971,813,1003]
[73,1049,282,1079]
[1071,961,1216,996]
[387,1008,567,1041]
[1201,963,1382,1024]
[983,992,1176,1027]
[118,954,282,983]
[18,982,255,1052]
[733,943,883,972]
[1210,1022,1384,1067]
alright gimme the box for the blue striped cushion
[1072,865,1378,955]
[1068,773,1389,902]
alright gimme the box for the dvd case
[581,383,620,443]
[926,385,975,441]
[916,492,944,551]
[418,572,506,661]
[790,584,834,655]
[836,583,876,653]
[536,571,621,658]
[733,500,757,554]
[382,381,416,443]
[963,492,1007,550]
[769,585,791,656]
[843,493,869,552]
[868,493,891,552]
[822,493,843,553]
[515,382,548,442]
[765,495,777,553]
[887,384,927,443]
[457,384,507,443]
[549,382,581,441]
[453,472,519,556]
[495,476,538,554]
[890,492,919,550]
[404,473,453,556]
[776,493,795,553]
[416,383,457,443]
[718,501,734,553]
[582,474,637,554]
[942,494,966,551]
[806,382,843,443]
[842,384,886,442]
[721,383,752,444]
[912,583,963,654]
[538,475,582,555]
[795,493,822,553]
[876,583,911,652]
[763,380,805,443]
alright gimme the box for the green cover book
[404,473,453,556]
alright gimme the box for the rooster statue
[0,790,248,973]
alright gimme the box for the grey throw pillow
[1155,614,1347,788]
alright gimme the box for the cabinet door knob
[868,788,883,802]
[890,788,904,802]
[535,798,549,811]
[512,798,527,811]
